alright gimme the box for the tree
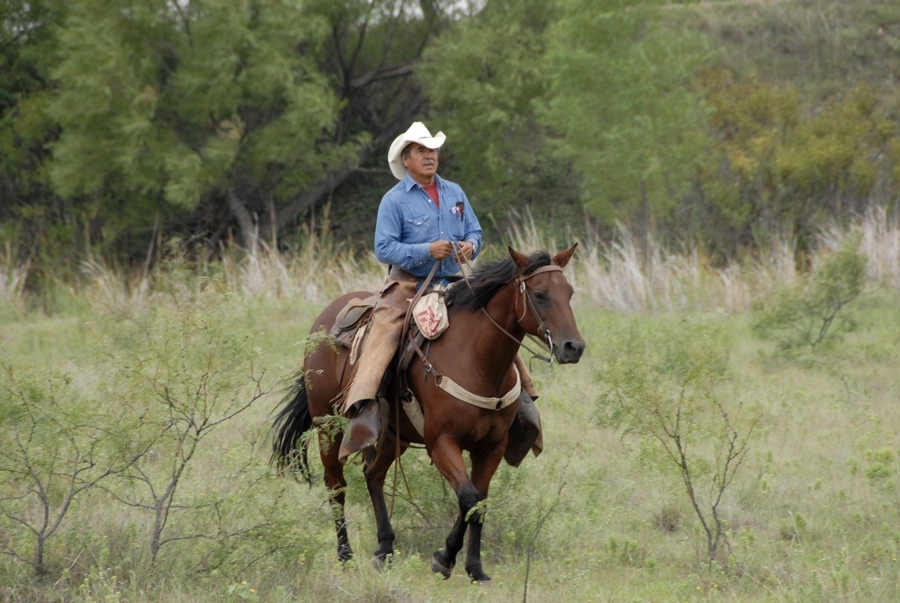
[752,234,867,353]
[42,0,459,252]
[46,0,356,251]
[0,358,145,576]
[0,0,61,215]
[98,286,273,566]
[539,0,713,245]
[272,0,452,244]
[0,0,74,273]
[702,74,900,253]
[419,0,582,232]
[596,317,760,566]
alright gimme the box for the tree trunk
[266,108,422,242]
[226,188,257,250]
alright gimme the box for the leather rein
[425,260,562,382]
[480,263,563,365]
[402,256,562,410]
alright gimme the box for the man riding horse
[339,121,543,465]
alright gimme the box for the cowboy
[338,122,543,465]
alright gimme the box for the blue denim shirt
[374,174,483,279]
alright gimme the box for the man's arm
[373,196,432,270]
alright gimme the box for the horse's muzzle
[553,339,585,364]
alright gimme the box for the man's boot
[339,399,381,463]
[504,392,543,467]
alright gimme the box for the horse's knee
[457,487,481,518]
[375,523,395,546]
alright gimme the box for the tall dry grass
[0,243,29,317]
[2,206,898,316]
[507,206,898,314]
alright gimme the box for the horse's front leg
[429,435,480,580]
[364,434,407,569]
[463,442,506,584]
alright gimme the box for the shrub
[595,316,760,566]
[752,235,867,352]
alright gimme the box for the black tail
[270,374,314,483]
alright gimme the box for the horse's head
[508,244,586,364]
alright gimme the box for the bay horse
[270,245,585,583]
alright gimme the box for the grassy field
[1,211,900,602]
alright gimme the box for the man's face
[402,142,439,183]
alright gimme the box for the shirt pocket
[442,194,467,238]
[404,214,432,243]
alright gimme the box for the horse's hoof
[468,569,492,585]
[372,553,393,571]
[337,547,353,565]
[431,553,454,579]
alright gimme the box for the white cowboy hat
[387,122,446,180]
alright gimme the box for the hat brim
[388,128,446,180]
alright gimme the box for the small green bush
[752,236,867,352]
[596,316,759,565]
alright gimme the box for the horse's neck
[463,286,523,372]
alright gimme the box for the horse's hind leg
[319,431,353,562]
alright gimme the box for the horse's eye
[533,291,548,303]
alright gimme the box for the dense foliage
[2,0,900,275]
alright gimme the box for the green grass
[2,216,900,601]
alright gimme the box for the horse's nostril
[558,340,585,362]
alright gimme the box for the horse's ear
[552,243,579,268]
[508,245,530,270]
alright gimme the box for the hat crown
[406,122,434,140]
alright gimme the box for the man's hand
[453,240,474,264]
[429,240,455,260]
[429,240,474,263]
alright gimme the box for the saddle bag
[412,288,449,340]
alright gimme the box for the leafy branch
[0,359,146,576]
[753,235,866,352]
[597,318,760,566]
[100,292,275,565]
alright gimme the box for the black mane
[444,250,553,312]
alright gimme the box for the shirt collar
[403,173,443,192]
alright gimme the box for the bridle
[515,265,564,363]
[462,262,563,365]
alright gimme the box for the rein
[390,260,440,519]
[460,263,562,365]
[404,253,561,413]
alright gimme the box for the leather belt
[388,266,420,283]
[388,265,462,287]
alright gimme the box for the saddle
[326,294,375,366]
[328,287,447,437]
[328,291,443,371]
[327,283,540,461]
